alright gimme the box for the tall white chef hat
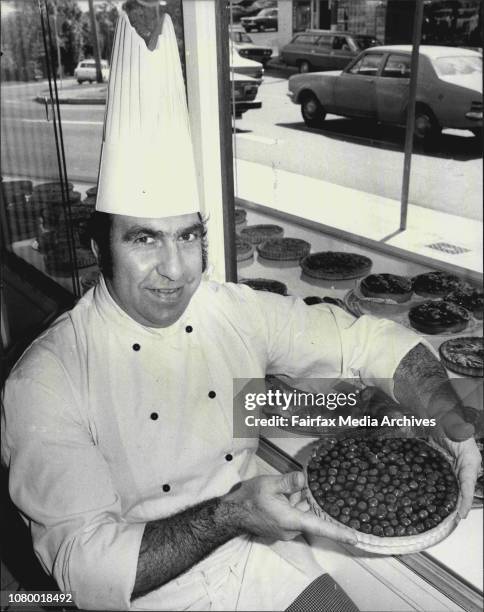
[95,9,200,217]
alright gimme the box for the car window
[332,36,349,50]
[293,34,319,45]
[382,54,411,78]
[432,55,482,76]
[348,53,384,76]
[316,35,332,48]
[354,36,381,50]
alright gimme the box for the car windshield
[354,36,381,50]
[432,55,482,76]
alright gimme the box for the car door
[313,35,333,70]
[330,35,356,70]
[375,53,411,123]
[333,52,385,118]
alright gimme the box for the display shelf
[241,203,483,609]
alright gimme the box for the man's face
[106,213,203,328]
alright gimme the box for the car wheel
[298,61,311,74]
[414,106,441,144]
[77,79,83,85]
[301,93,326,128]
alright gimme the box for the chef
[1,8,480,612]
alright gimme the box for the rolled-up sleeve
[2,371,144,610]
[245,290,426,399]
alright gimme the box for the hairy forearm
[393,342,473,440]
[131,495,243,601]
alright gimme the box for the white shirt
[1,278,423,610]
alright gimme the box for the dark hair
[88,211,209,278]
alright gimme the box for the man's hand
[223,472,357,545]
[437,436,481,518]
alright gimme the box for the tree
[0,3,45,81]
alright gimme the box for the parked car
[230,47,264,79]
[241,8,278,32]
[288,45,482,141]
[74,59,109,84]
[229,27,273,65]
[231,72,262,118]
[281,30,381,73]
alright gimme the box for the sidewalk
[35,81,107,105]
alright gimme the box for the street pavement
[1,75,482,223]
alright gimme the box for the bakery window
[225,0,482,610]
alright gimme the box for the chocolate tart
[412,271,467,298]
[239,278,287,296]
[360,274,413,303]
[439,337,483,377]
[408,301,470,335]
[301,252,372,281]
[445,289,483,320]
[240,224,284,245]
[235,236,254,262]
[306,436,459,554]
[257,237,311,262]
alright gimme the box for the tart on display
[306,436,459,554]
[257,237,311,262]
[300,252,372,280]
[234,208,247,226]
[360,274,413,303]
[438,337,483,377]
[240,224,284,245]
[412,271,467,298]
[445,289,483,320]
[239,278,287,296]
[408,301,470,335]
[235,236,254,262]
[86,186,97,197]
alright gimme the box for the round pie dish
[240,224,284,245]
[257,237,311,262]
[235,236,254,262]
[305,436,460,555]
[408,301,470,335]
[300,252,372,281]
[360,273,413,303]
[412,271,467,298]
[438,336,484,377]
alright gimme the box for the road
[1,76,482,221]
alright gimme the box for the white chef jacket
[1,277,424,610]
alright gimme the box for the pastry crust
[240,224,284,245]
[439,337,484,377]
[301,252,372,280]
[235,236,254,262]
[408,301,470,334]
[306,437,459,554]
[360,274,413,303]
[257,237,311,261]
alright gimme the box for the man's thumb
[277,471,306,495]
